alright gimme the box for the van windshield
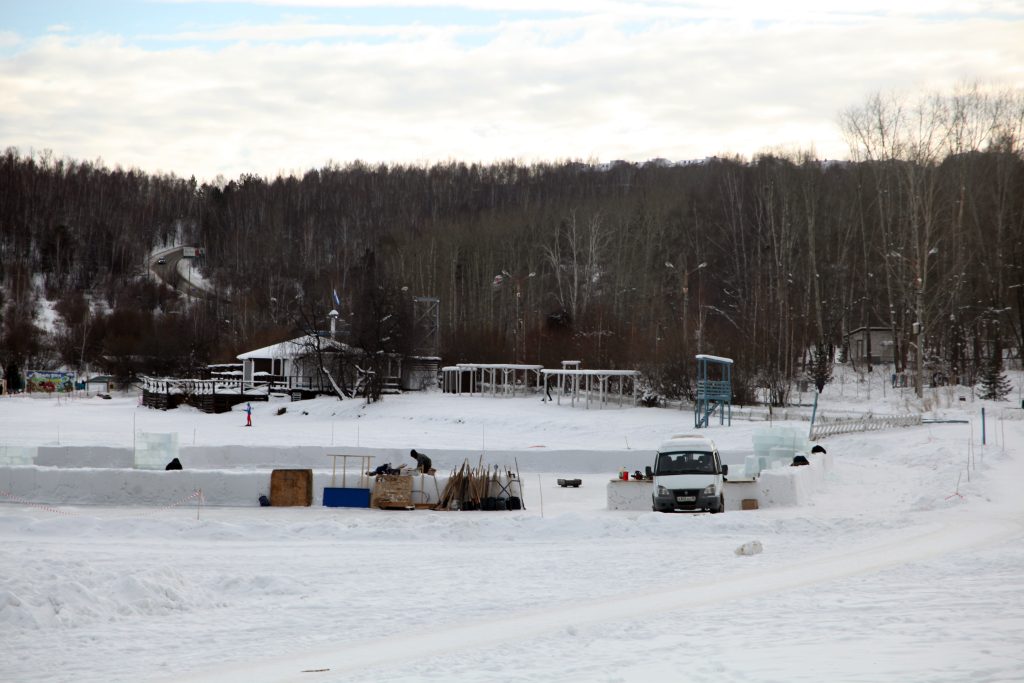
[655,450,716,475]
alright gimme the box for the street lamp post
[496,270,535,363]
[668,260,707,350]
[682,261,707,349]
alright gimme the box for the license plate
[676,495,696,502]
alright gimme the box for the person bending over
[410,449,433,474]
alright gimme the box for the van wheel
[712,495,724,513]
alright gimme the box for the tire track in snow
[169,510,1023,683]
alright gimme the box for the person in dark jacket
[410,449,432,474]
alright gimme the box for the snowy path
[170,507,1023,683]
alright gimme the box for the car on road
[651,433,727,513]
[156,257,167,265]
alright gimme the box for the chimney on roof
[328,309,339,339]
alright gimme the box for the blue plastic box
[323,487,371,508]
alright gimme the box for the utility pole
[915,278,924,399]
[914,246,938,400]
[499,270,533,364]
[682,261,707,349]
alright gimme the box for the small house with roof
[236,334,357,395]
[844,326,896,365]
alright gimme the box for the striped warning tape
[131,489,204,516]
[0,489,78,516]
[0,488,205,517]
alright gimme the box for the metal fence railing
[810,413,923,440]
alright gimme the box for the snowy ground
[2,378,1024,682]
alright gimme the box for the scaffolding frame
[695,354,733,428]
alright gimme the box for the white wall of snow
[0,466,272,507]
[753,452,831,507]
[1,446,827,510]
[16,444,655,475]
[606,479,653,510]
[0,466,528,508]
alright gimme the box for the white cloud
[0,31,22,48]
[1,9,1022,180]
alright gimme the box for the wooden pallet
[371,474,413,509]
[270,469,313,506]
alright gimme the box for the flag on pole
[332,289,341,307]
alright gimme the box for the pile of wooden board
[435,458,524,511]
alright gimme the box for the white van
[651,434,727,513]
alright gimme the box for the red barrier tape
[0,488,205,517]
[123,488,206,516]
[0,489,77,516]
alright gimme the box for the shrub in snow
[639,391,661,408]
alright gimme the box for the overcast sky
[1,0,1022,181]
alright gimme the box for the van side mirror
[722,464,728,476]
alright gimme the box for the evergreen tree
[977,348,1012,400]
[807,342,834,393]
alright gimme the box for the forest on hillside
[1,87,1023,403]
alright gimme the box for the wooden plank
[270,469,313,506]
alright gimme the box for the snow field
[2,386,1024,682]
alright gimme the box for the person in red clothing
[244,402,253,427]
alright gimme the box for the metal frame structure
[441,363,544,396]
[541,368,638,409]
[694,354,733,428]
[412,296,440,357]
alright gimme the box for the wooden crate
[371,474,413,509]
[270,469,313,507]
[741,498,759,510]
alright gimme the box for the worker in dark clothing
[410,449,432,474]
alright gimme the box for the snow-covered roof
[236,335,352,361]
[695,354,734,364]
[659,433,715,449]
[456,363,544,370]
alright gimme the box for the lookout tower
[694,354,733,428]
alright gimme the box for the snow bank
[755,452,831,507]
[2,447,831,509]
[0,465,531,508]
[606,479,652,510]
[11,444,648,474]
[0,466,269,507]
[0,444,648,507]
